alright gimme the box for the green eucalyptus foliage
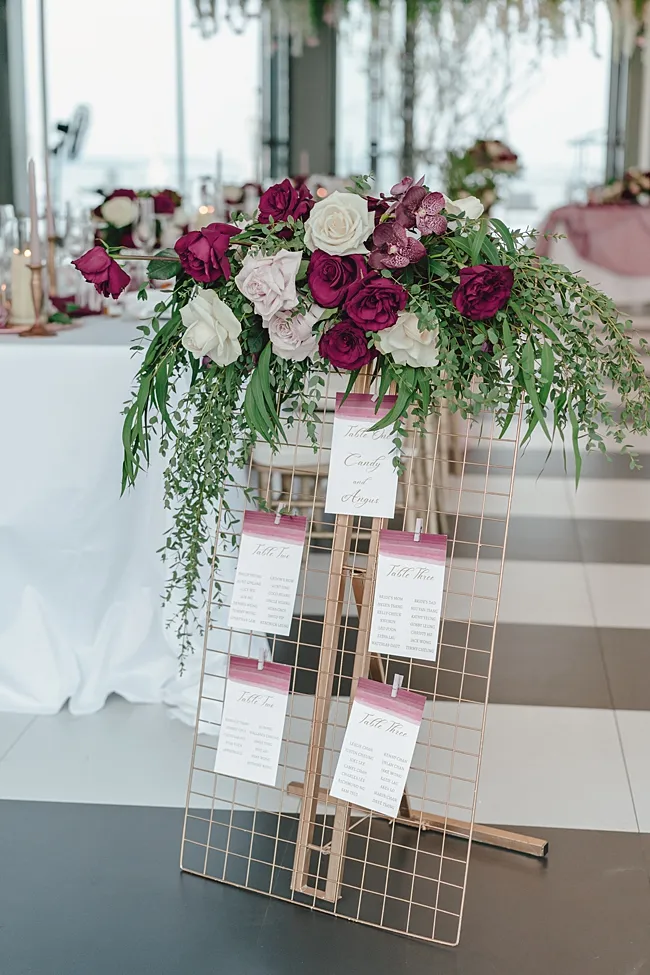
[122,211,650,664]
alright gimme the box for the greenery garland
[73,175,650,665]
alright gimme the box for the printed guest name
[343,453,385,473]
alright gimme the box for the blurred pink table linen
[537,204,650,276]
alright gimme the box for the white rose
[304,190,374,256]
[101,195,139,229]
[265,304,323,362]
[235,249,301,319]
[377,311,438,369]
[443,195,484,220]
[180,289,242,366]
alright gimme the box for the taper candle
[27,159,42,266]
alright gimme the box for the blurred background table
[537,204,650,309]
[0,314,199,719]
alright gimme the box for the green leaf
[568,401,582,486]
[147,249,182,281]
[520,339,550,440]
[49,311,72,325]
[470,221,488,265]
[490,218,516,254]
[340,369,360,406]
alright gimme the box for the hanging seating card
[214,655,292,786]
[325,393,399,518]
[228,510,307,636]
[368,529,447,662]
[330,677,425,819]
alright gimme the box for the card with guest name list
[368,530,448,663]
[227,510,307,637]
[330,678,425,819]
[324,393,400,519]
[214,655,292,786]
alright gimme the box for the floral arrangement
[587,168,650,206]
[444,140,519,215]
[93,187,186,249]
[73,173,650,662]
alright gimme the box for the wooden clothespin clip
[258,645,269,671]
[274,507,282,525]
[414,518,423,543]
[391,673,404,698]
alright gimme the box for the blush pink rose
[265,304,323,361]
[235,249,302,319]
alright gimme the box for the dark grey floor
[2,801,650,974]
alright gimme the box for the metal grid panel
[181,371,521,947]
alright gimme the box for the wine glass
[132,197,156,253]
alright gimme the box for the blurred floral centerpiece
[73,173,650,661]
[588,168,650,205]
[444,140,519,215]
[93,188,187,249]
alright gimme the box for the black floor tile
[599,627,650,710]
[470,447,650,479]
[1,802,649,975]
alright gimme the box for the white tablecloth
[0,315,205,718]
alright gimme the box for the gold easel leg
[290,514,353,900]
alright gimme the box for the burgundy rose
[152,189,180,215]
[174,222,240,283]
[369,221,426,271]
[307,251,367,308]
[343,272,407,331]
[318,320,377,370]
[453,264,514,321]
[258,178,314,226]
[72,246,131,300]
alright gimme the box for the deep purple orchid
[396,186,447,235]
[368,221,426,271]
[390,176,425,199]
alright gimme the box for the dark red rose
[258,178,314,225]
[318,320,377,370]
[50,294,101,318]
[174,222,240,283]
[72,246,131,300]
[152,189,179,215]
[343,272,407,331]
[452,264,514,321]
[307,251,367,308]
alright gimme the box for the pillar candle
[9,250,35,324]
[28,159,42,266]
[45,154,55,239]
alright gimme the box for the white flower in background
[235,249,301,319]
[304,190,374,256]
[265,304,323,362]
[377,311,438,369]
[180,289,242,366]
[443,195,484,220]
[101,195,139,228]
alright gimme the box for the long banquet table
[0,315,202,719]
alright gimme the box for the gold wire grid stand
[180,370,546,947]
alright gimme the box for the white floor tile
[0,697,194,806]
[0,713,34,761]
[476,705,638,831]
[446,559,594,627]
[615,710,650,831]
[569,479,650,521]
[584,564,650,628]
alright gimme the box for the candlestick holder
[19,263,55,338]
[47,236,58,297]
